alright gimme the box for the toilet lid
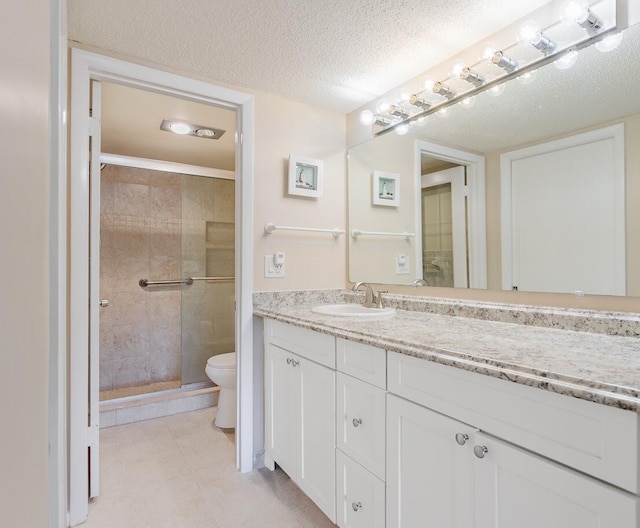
[207,352,236,369]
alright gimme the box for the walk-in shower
[99,163,235,401]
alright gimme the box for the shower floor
[99,380,181,401]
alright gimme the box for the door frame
[421,166,468,288]
[414,140,487,289]
[500,123,625,294]
[69,49,255,525]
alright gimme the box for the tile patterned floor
[85,408,336,527]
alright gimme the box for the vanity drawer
[337,338,386,388]
[388,351,640,494]
[337,372,386,479]
[336,450,385,528]
[265,319,336,368]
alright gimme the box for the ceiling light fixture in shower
[160,119,226,140]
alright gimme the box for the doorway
[69,49,255,526]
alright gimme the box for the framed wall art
[372,170,399,206]
[288,155,323,198]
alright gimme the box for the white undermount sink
[311,303,396,318]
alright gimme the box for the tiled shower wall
[99,165,235,397]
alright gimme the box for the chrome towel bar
[139,276,235,288]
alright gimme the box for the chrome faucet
[352,281,376,307]
[411,278,428,287]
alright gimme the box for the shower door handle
[99,299,109,308]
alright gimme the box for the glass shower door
[181,174,236,385]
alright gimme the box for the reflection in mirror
[348,21,640,296]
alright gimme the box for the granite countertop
[254,296,640,413]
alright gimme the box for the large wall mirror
[348,21,640,297]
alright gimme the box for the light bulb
[596,31,623,52]
[376,100,390,114]
[560,0,588,25]
[359,110,376,126]
[449,59,466,77]
[169,122,192,135]
[479,41,497,61]
[488,84,506,97]
[460,96,476,108]
[395,123,410,136]
[518,21,540,45]
[554,48,578,70]
[399,93,411,102]
[423,78,436,92]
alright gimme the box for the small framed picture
[372,170,399,207]
[288,155,323,198]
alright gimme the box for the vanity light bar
[360,0,620,137]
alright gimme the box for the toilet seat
[206,352,236,369]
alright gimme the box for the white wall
[0,0,51,525]
[253,92,347,291]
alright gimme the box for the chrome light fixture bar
[371,21,621,137]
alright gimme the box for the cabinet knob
[99,299,109,308]
[352,501,362,512]
[352,418,363,428]
[286,357,292,365]
[473,445,488,459]
[292,359,299,367]
[455,433,469,445]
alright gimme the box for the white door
[421,166,468,288]
[501,125,625,295]
[264,344,297,477]
[297,355,336,522]
[88,80,102,498]
[386,394,475,528]
[474,432,639,528]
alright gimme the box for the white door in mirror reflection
[502,125,625,296]
[421,166,468,288]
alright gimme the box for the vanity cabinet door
[297,354,336,522]
[264,344,297,478]
[474,432,640,528]
[386,394,475,528]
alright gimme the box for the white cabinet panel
[264,343,297,477]
[267,319,336,368]
[386,394,475,528]
[298,356,336,521]
[336,450,385,528]
[337,372,386,479]
[474,432,639,528]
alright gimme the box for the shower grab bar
[139,276,235,288]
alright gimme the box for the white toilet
[205,352,236,428]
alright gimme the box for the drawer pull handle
[352,418,363,427]
[352,501,362,512]
[455,433,469,446]
[474,445,488,459]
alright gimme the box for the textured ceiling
[68,0,552,113]
[101,82,236,170]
